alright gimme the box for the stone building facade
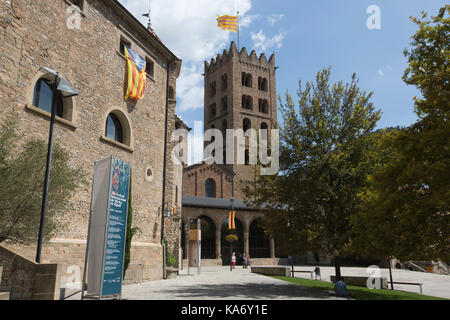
[0,0,182,283]
[181,43,279,267]
[203,42,277,200]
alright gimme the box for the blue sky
[119,0,446,160]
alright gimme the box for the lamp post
[35,67,79,263]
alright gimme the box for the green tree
[0,111,86,243]
[353,7,450,262]
[243,68,381,277]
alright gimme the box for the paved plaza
[69,265,449,300]
[70,266,343,300]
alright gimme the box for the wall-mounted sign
[82,156,131,300]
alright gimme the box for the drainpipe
[161,60,172,280]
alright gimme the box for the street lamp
[35,67,79,263]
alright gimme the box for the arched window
[242,72,252,87]
[242,95,253,110]
[221,74,228,90]
[258,77,268,92]
[258,99,269,114]
[33,79,64,118]
[243,118,251,132]
[210,81,217,97]
[106,113,123,143]
[199,216,216,259]
[261,122,268,130]
[205,179,216,198]
[221,96,228,112]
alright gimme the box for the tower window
[258,77,268,92]
[210,81,217,97]
[261,122,269,130]
[221,96,228,112]
[221,74,228,90]
[243,118,251,132]
[259,99,269,114]
[242,95,253,110]
[242,72,252,88]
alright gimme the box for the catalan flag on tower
[228,210,236,230]
[124,46,147,101]
[217,15,238,32]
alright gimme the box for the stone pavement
[69,266,343,300]
[69,265,450,300]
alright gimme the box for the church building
[181,42,282,267]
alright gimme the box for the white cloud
[251,29,287,53]
[377,65,392,77]
[267,14,284,26]
[176,64,204,112]
[118,0,253,112]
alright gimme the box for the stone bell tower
[203,41,278,200]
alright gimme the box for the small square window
[69,0,84,10]
[119,38,131,56]
[146,58,154,78]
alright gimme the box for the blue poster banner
[101,156,130,298]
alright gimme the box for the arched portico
[182,197,276,266]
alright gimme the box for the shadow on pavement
[155,281,334,300]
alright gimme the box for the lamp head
[57,77,79,98]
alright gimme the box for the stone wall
[4,240,163,284]
[0,0,180,282]
[0,245,62,300]
[183,163,234,199]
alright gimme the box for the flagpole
[237,10,240,51]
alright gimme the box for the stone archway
[249,218,270,258]
[199,216,216,259]
[220,217,244,266]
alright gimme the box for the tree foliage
[352,7,450,262]
[0,111,86,243]
[243,68,381,274]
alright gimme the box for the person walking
[232,252,236,269]
[242,253,247,269]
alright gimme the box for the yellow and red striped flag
[124,46,147,101]
[228,210,236,230]
[217,15,238,32]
